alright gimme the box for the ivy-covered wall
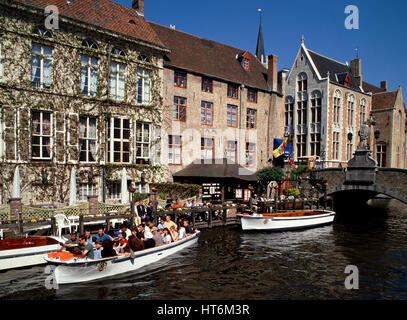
[0,3,172,206]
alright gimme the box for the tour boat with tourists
[237,210,336,231]
[44,230,200,284]
[0,236,64,271]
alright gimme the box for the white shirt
[163,234,172,244]
[178,227,186,240]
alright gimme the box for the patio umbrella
[12,166,21,199]
[69,167,77,206]
[121,168,129,204]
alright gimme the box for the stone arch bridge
[309,167,407,206]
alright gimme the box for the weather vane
[355,47,359,59]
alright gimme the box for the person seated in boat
[177,223,186,240]
[165,215,178,231]
[138,224,155,249]
[169,225,178,242]
[117,232,129,253]
[84,229,94,244]
[62,232,80,253]
[162,228,172,245]
[113,240,121,254]
[101,239,117,258]
[128,227,145,252]
[120,223,131,240]
[157,218,167,231]
[96,228,114,242]
[151,227,164,247]
[183,220,194,236]
[93,241,103,259]
[78,235,94,259]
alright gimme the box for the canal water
[0,200,406,300]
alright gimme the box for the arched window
[360,98,367,126]
[297,72,307,92]
[111,47,126,57]
[333,90,342,124]
[82,39,98,49]
[347,94,355,127]
[33,26,52,38]
[137,55,151,63]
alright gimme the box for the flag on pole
[272,137,288,159]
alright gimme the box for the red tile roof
[372,90,398,111]
[11,0,165,48]
[150,22,272,92]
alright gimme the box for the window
[245,143,256,167]
[227,83,239,99]
[310,133,320,157]
[168,135,182,165]
[135,122,151,164]
[201,77,213,93]
[201,101,213,125]
[297,73,307,92]
[137,55,151,63]
[285,97,294,128]
[107,183,121,200]
[227,105,238,127]
[79,116,97,162]
[347,95,355,127]
[247,88,257,103]
[311,91,321,124]
[80,55,98,96]
[109,61,126,101]
[226,140,237,163]
[246,108,257,129]
[296,134,306,157]
[333,91,341,124]
[111,47,126,57]
[135,183,149,194]
[297,100,307,125]
[173,96,187,121]
[82,39,98,49]
[31,43,53,88]
[79,183,96,201]
[137,68,151,104]
[174,70,187,88]
[107,118,130,163]
[31,111,52,159]
[332,132,340,160]
[33,26,52,38]
[201,138,214,160]
[242,57,250,70]
[377,144,387,167]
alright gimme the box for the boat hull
[45,231,200,284]
[0,236,63,271]
[237,211,335,231]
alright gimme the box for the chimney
[132,0,144,16]
[380,80,388,91]
[267,54,278,92]
[350,58,362,88]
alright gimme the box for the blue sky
[117,0,407,93]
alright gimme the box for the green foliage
[289,165,310,180]
[257,167,285,195]
[133,193,148,202]
[151,182,201,200]
[283,188,300,197]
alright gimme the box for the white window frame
[109,61,126,101]
[31,110,52,160]
[80,55,98,96]
[107,117,131,163]
[79,183,97,201]
[333,90,342,125]
[226,140,237,163]
[31,42,53,88]
[168,135,182,165]
[347,94,355,128]
[245,142,256,167]
[79,116,97,163]
[201,137,214,160]
[137,67,151,104]
[107,182,121,200]
[360,98,367,126]
[135,122,151,163]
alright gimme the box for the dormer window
[243,58,250,70]
[239,51,251,71]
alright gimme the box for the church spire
[256,9,265,63]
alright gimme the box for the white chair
[54,214,73,237]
